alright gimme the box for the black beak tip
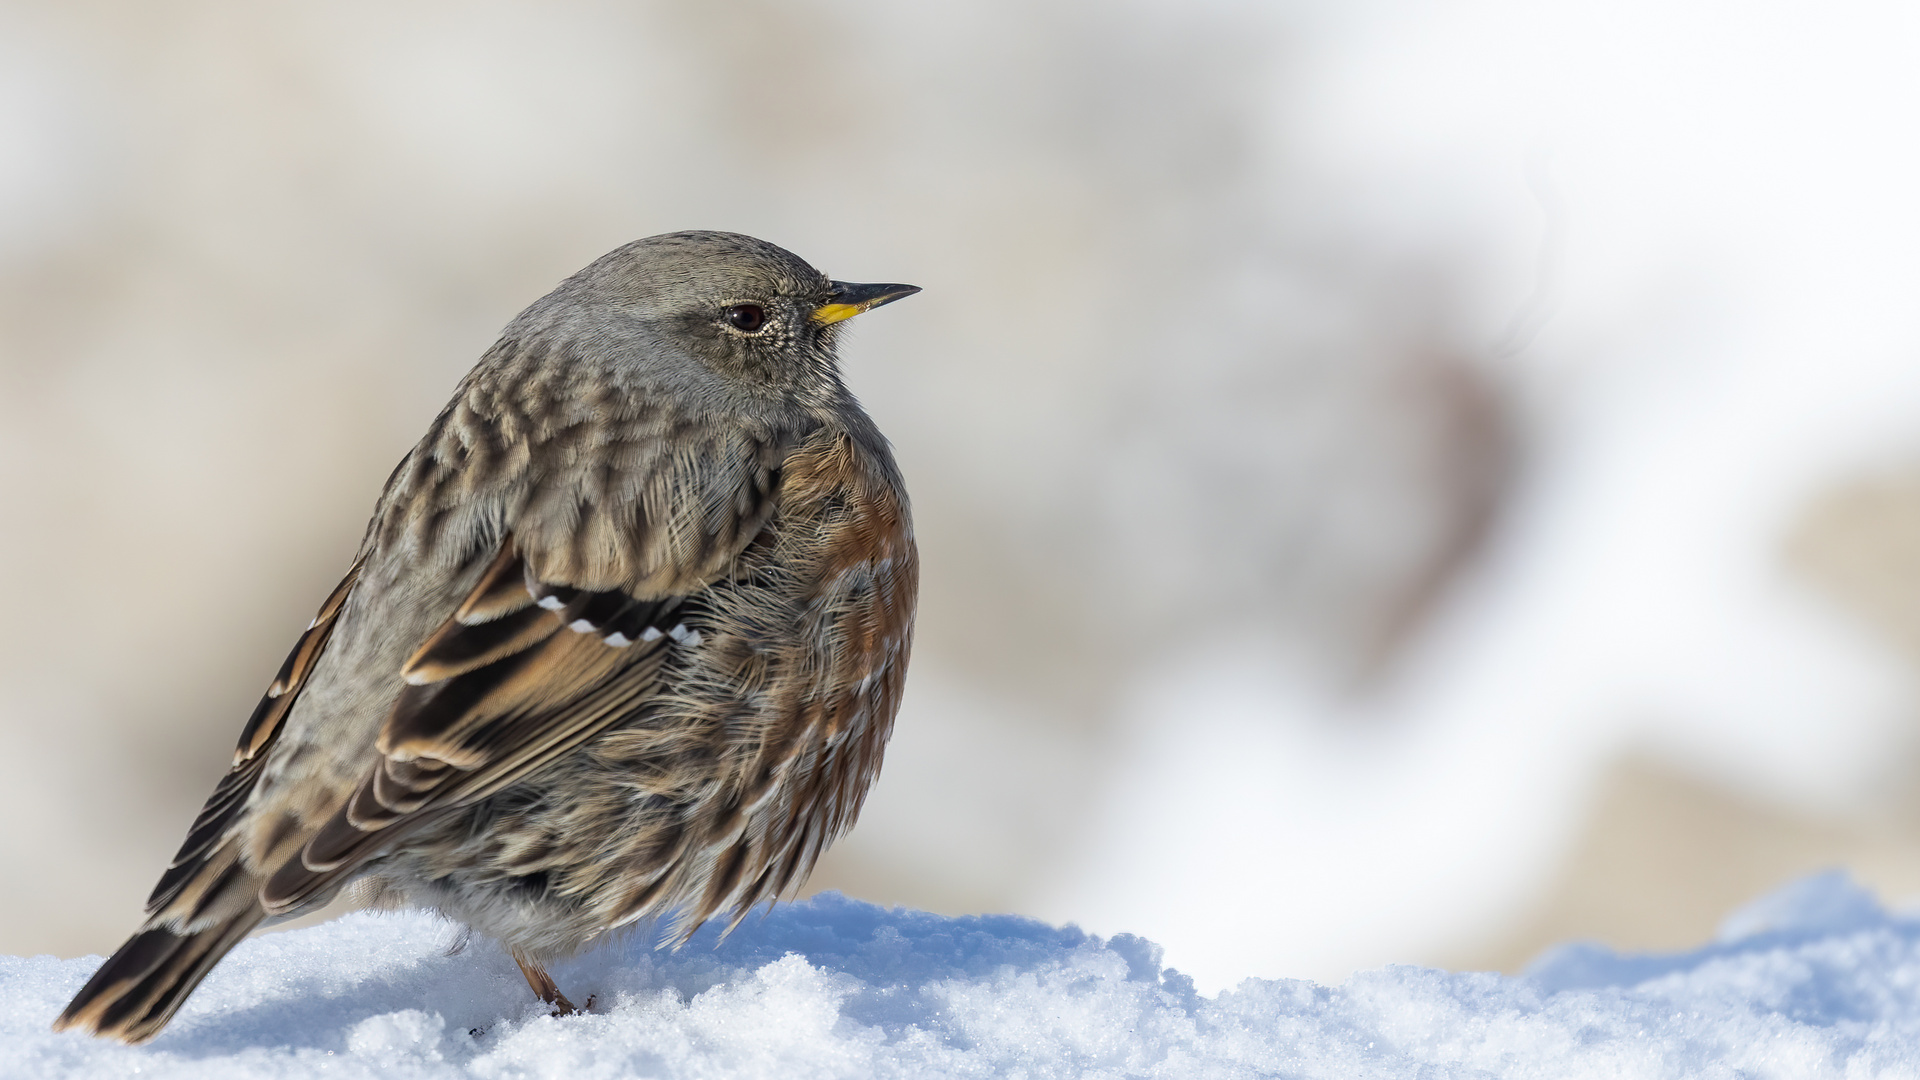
[828,281,922,309]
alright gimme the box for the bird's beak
[814,281,922,325]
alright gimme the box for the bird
[54,230,920,1044]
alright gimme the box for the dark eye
[725,304,767,332]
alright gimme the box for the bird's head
[529,230,918,405]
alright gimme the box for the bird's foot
[513,948,584,1017]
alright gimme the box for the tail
[54,561,368,1044]
[54,905,266,1044]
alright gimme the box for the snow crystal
[5,876,1920,1078]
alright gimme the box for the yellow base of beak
[813,303,868,325]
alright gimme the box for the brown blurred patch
[1790,463,1920,668]
[1454,754,1920,973]
[1454,464,1920,974]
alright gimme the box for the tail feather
[54,909,265,1044]
[60,809,327,1042]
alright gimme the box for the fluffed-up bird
[55,231,920,1043]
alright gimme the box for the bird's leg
[510,949,578,1016]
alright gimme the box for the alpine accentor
[55,231,920,1043]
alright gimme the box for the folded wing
[260,540,700,911]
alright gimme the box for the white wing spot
[537,595,567,611]
[568,618,595,633]
[603,632,632,648]
[668,624,690,643]
[641,627,663,642]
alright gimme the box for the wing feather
[259,532,694,914]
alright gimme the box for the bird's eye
[725,304,767,332]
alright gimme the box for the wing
[142,379,794,925]
[253,413,793,914]
[258,537,703,913]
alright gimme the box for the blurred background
[4,0,1920,993]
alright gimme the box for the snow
[6,875,1920,1078]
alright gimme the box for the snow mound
[6,877,1920,1078]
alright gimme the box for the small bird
[55,231,920,1043]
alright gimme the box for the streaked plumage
[55,231,919,1043]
